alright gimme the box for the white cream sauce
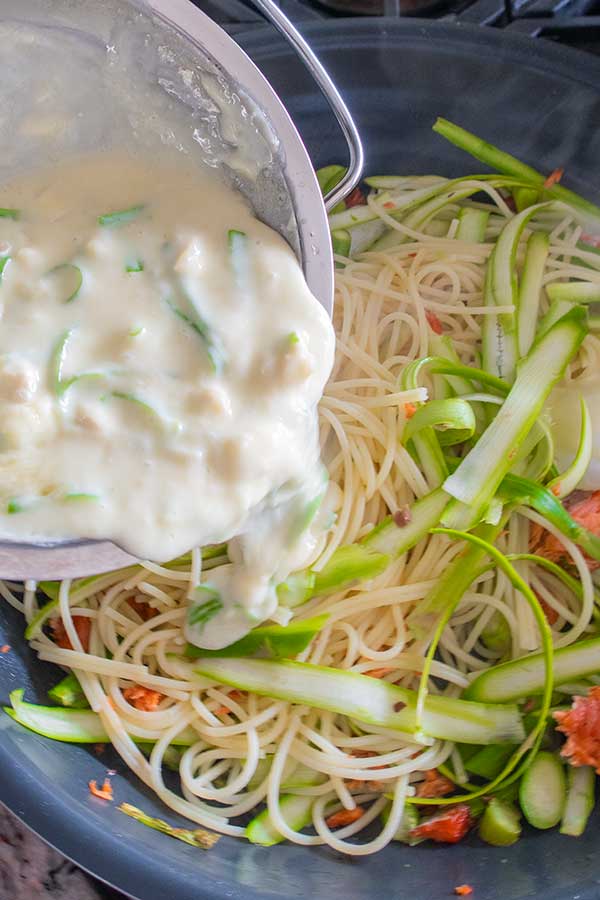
[0,153,335,647]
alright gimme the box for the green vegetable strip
[228,228,249,282]
[443,307,587,518]
[465,743,515,780]
[481,262,510,382]
[407,519,503,640]
[408,530,553,806]
[165,297,221,374]
[187,584,223,629]
[245,794,314,846]
[0,208,19,220]
[381,802,421,844]
[519,751,566,829]
[493,204,549,331]
[185,615,329,659]
[49,330,74,396]
[304,488,448,600]
[98,205,145,227]
[547,396,592,499]
[479,797,522,846]
[456,207,489,243]
[194,657,525,745]
[503,552,599,619]
[119,803,219,849]
[432,118,600,226]
[360,487,449,557]
[465,633,600,702]
[63,493,100,503]
[402,355,508,398]
[109,391,169,430]
[371,182,516,252]
[513,187,540,213]
[50,263,83,303]
[486,204,550,383]
[48,673,89,709]
[402,186,497,238]
[403,398,476,447]
[311,544,390,597]
[276,570,316,608]
[517,231,550,357]
[4,689,198,745]
[427,334,476,405]
[433,119,542,183]
[546,281,600,304]
[126,260,144,273]
[316,164,347,195]
[560,766,595,836]
[315,164,348,213]
[0,256,10,282]
[410,431,448,490]
[328,175,527,233]
[331,229,351,258]
[500,472,600,562]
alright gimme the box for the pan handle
[248,0,364,211]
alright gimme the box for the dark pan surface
[2,18,600,900]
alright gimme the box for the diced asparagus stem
[381,802,420,843]
[465,743,515,780]
[560,766,595,836]
[480,610,511,654]
[245,794,314,846]
[479,797,522,846]
[519,752,566,829]
[48,673,89,709]
[513,187,540,212]
[331,229,351,258]
[456,207,490,243]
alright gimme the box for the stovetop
[192,0,600,54]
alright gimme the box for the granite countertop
[0,804,123,900]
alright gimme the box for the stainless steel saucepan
[0,0,363,578]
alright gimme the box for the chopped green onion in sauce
[98,205,145,227]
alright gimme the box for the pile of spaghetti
[5,118,600,854]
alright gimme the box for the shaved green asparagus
[194,657,525,745]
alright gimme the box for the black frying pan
[2,18,600,900]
